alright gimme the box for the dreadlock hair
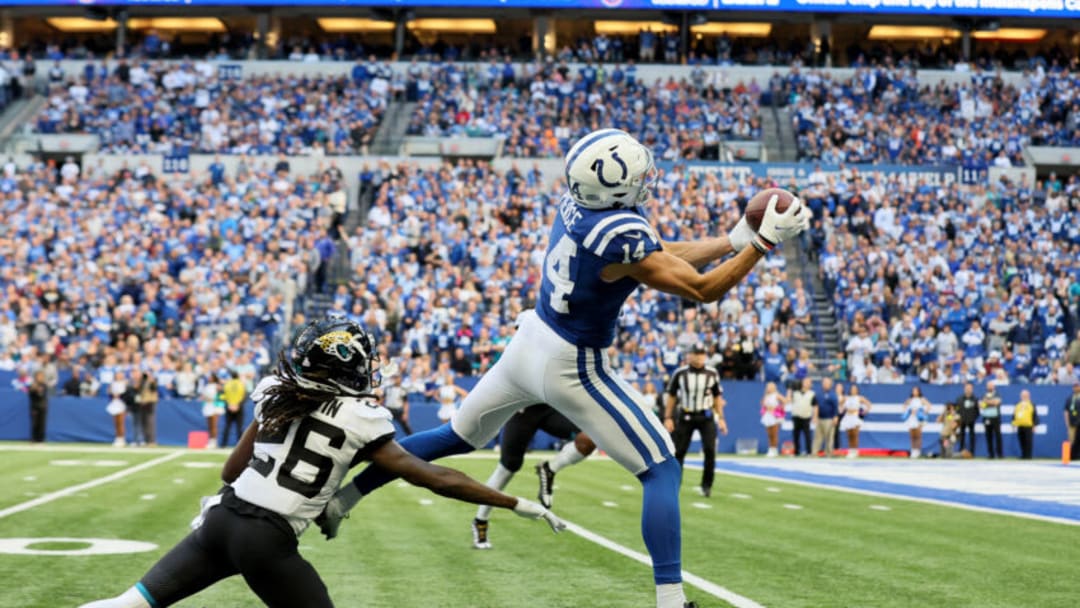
[257,349,342,435]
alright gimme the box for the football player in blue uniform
[79,318,563,608]
[319,129,809,608]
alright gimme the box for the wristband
[751,234,775,254]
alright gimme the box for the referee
[664,342,727,497]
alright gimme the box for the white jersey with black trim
[231,377,396,535]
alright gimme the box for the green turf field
[0,446,1074,608]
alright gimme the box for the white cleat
[472,518,492,550]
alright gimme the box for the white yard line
[0,451,185,519]
[0,443,225,455]
[686,462,1080,527]
[563,520,766,608]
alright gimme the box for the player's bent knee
[499,452,525,473]
[449,418,500,450]
[637,457,681,489]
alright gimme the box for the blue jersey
[537,195,662,348]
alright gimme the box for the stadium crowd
[13,31,808,67]
[404,57,762,158]
[0,155,349,407]
[5,151,1079,424]
[25,55,1080,170]
[809,165,1080,386]
[0,157,814,422]
[14,27,1079,72]
[33,58,393,155]
[31,54,765,160]
[788,64,1080,165]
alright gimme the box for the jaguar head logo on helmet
[565,129,656,210]
[288,317,380,397]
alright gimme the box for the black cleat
[471,518,491,549]
[684,603,699,608]
[701,486,711,498]
[535,461,556,509]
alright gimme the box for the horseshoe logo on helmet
[591,151,628,188]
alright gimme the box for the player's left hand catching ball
[771,197,811,244]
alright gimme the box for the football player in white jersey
[79,318,564,608]
[319,129,809,608]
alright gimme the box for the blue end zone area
[686,458,1080,524]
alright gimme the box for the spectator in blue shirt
[812,377,840,457]
[762,342,786,383]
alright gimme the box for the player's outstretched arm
[221,422,258,484]
[660,215,752,268]
[370,440,566,532]
[607,246,763,303]
[661,236,734,269]
[606,195,808,302]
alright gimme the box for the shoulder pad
[580,213,660,263]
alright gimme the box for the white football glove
[316,482,364,540]
[189,493,223,531]
[753,195,810,253]
[512,497,567,533]
[727,216,755,253]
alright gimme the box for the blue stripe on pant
[576,348,655,466]
[577,348,682,585]
[592,348,673,461]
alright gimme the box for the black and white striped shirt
[665,365,721,413]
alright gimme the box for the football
[745,188,799,232]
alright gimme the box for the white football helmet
[564,128,656,210]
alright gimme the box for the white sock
[476,464,515,521]
[78,586,152,608]
[656,583,686,608]
[548,441,587,473]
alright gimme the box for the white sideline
[0,443,224,455]
[684,462,1080,527]
[0,451,185,519]
[563,520,765,608]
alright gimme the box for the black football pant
[140,489,332,607]
[499,404,579,473]
[672,411,717,491]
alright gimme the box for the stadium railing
[36,60,1037,90]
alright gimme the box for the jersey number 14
[545,235,577,314]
